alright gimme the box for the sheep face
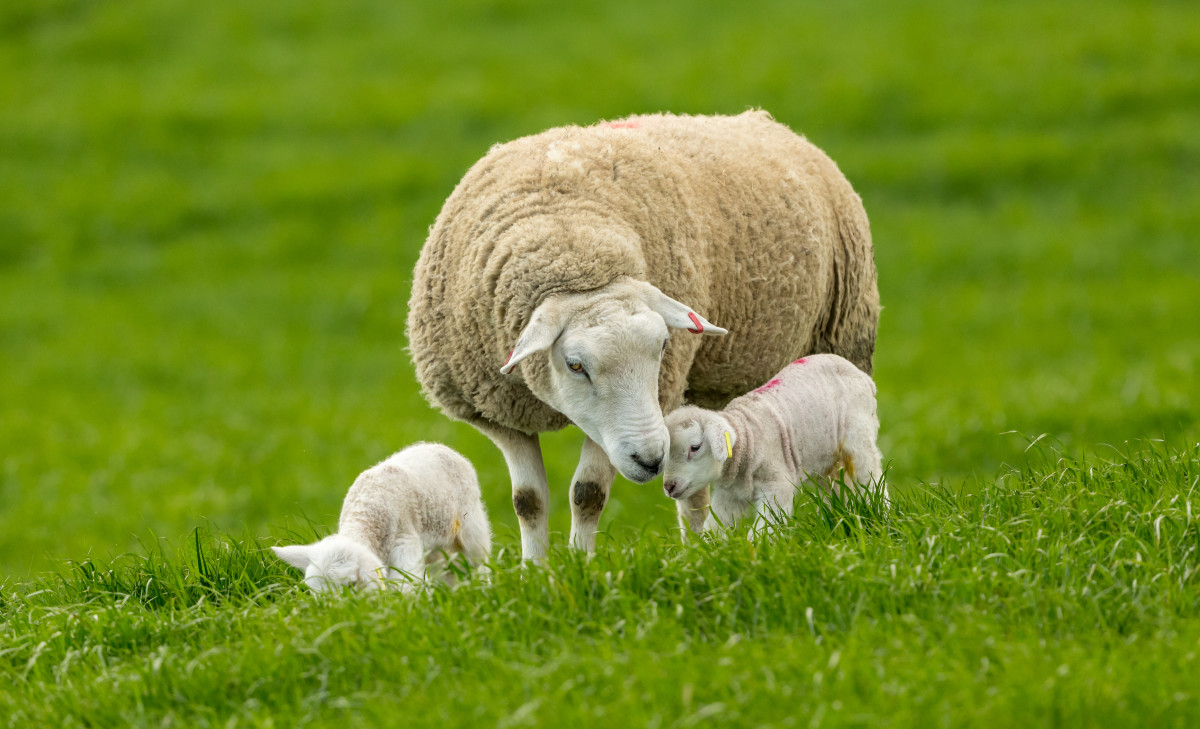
[272,535,387,592]
[501,279,727,483]
[663,407,735,500]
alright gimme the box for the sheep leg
[481,424,551,562]
[676,485,711,539]
[387,536,426,593]
[750,481,795,539]
[457,503,494,581]
[425,549,464,587]
[568,436,616,553]
[844,426,888,505]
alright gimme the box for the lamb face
[272,534,387,593]
[663,407,734,501]
[502,279,726,483]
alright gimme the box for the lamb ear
[272,544,314,572]
[633,280,728,337]
[707,422,736,464]
[500,300,566,375]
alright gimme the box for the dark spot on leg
[512,488,543,523]
[572,481,607,521]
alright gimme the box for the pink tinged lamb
[272,443,492,592]
[663,354,886,536]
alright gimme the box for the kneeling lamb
[272,442,492,592]
[663,354,885,535]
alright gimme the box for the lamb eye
[689,442,702,453]
[567,360,586,374]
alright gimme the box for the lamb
[662,354,886,535]
[407,110,880,560]
[272,443,491,592]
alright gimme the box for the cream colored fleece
[408,110,880,434]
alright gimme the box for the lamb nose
[631,452,663,474]
[664,481,678,496]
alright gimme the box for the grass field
[2,0,1198,725]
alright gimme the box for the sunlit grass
[2,0,1198,724]
[2,441,1198,725]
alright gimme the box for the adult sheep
[407,110,879,560]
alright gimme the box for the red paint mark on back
[607,121,639,129]
[686,312,704,334]
[793,358,807,364]
[755,378,783,393]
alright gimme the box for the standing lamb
[662,354,886,535]
[272,443,491,592]
[407,110,879,560]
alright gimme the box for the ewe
[408,111,880,560]
[273,443,491,592]
[663,354,885,535]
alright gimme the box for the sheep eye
[689,442,702,453]
[567,360,586,375]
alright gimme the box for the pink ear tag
[686,312,704,334]
[504,350,514,366]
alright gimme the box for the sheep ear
[633,281,728,337]
[501,300,566,375]
[707,423,735,464]
[272,544,314,572]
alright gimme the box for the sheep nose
[664,480,678,497]
[631,451,663,475]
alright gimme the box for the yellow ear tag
[724,431,733,459]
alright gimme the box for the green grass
[3,442,1199,726]
[1,0,1199,724]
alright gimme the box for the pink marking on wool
[793,358,807,364]
[607,121,639,129]
[505,350,514,365]
[755,378,783,393]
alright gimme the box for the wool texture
[407,110,880,435]
[338,442,491,565]
[669,354,884,527]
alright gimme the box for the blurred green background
[1,0,1197,577]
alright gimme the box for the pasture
[1,0,1198,725]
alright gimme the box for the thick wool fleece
[338,443,491,565]
[408,110,880,435]
[671,354,883,524]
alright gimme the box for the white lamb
[272,443,492,592]
[662,354,886,535]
